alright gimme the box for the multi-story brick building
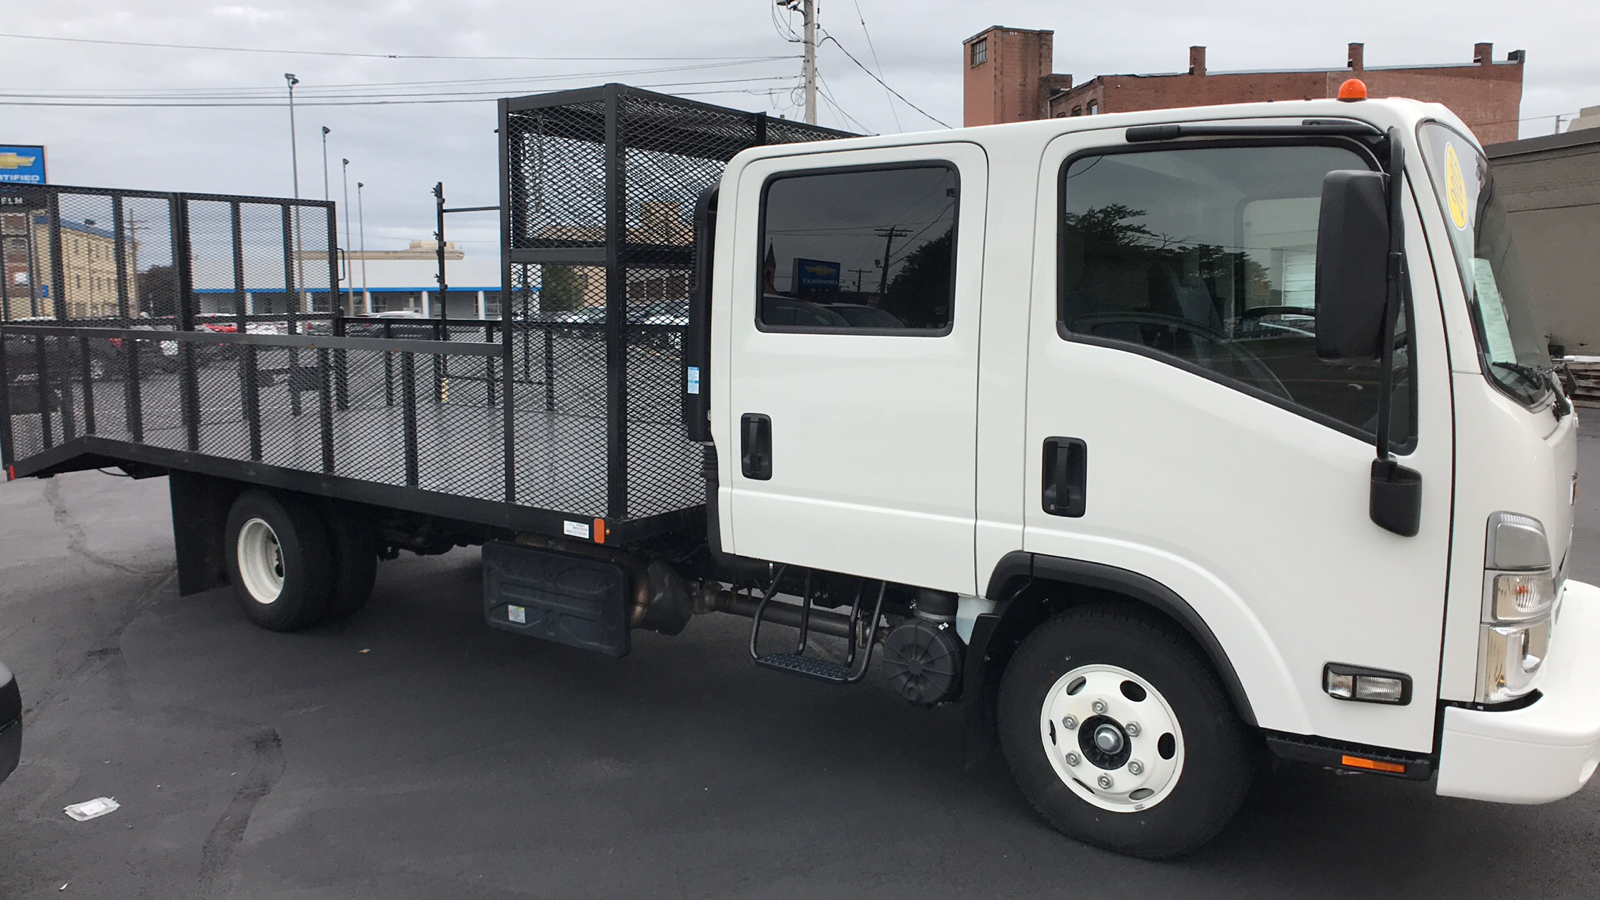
[1,213,139,320]
[962,27,1526,144]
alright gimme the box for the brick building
[962,27,1526,144]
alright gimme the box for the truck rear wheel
[997,605,1254,859]
[224,490,333,632]
[319,503,378,623]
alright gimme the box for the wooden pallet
[1566,360,1600,408]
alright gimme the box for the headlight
[1477,512,1558,704]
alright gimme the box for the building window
[1087,100,1099,115]
[971,38,988,67]
[1072,106,1083,117]
[759,164,958,334]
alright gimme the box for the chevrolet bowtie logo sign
[0,145,46,183]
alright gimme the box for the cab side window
[1059,143,1414,445]
[759,165,957,334]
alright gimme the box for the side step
[750,568,885,684]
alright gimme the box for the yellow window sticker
[1445,143,1470,231]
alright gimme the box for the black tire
[224,489,334,632]
[997,605,1255,859]
[318,502,379,623]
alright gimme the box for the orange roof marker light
[1337,78,1368,102]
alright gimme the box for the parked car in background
[343,310,437,339]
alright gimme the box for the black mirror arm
[1372,129,1405,465]
[1370,127,1423,537]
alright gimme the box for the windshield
[1417,122,1552,405]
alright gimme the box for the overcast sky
[5,0,1594,259]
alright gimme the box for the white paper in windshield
[1472,258,1518,363]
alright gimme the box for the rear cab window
[758,164,957,335]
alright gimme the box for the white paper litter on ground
[63,798,119,821]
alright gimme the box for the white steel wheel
[1039,664,1184,813]
[223,489,334,632]
[997,605,1255,859]
[236,517,286,605]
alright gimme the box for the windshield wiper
[1492,360,1558,392]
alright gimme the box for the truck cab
[702,94,1599,856]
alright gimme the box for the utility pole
[874,226,910,295]
[847,267,869,292]
[802,0,816,125]
[779,0,818,125]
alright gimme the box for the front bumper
[0,662,18,785]
[1437,580,1600,804]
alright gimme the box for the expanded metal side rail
[0,317,697,541]
[4,87,846,544]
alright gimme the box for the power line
[852,0,900,131]
[0,58,796,98]
[0,30,793,62]
[0,75,797,105]
[815,70,872,134]
[0,77,801,108]
[816,31,949,128]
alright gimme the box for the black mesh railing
[499,84,848,522]
[4,87,847,538]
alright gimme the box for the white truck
[3,84,1595,858]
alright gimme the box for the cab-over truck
[2,83,1595,858]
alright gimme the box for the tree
[539,264,586,314]
[882,230,953,329]
[1061,204,1158,246]
[135,264,179,318]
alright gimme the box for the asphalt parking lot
[2,427,1599,899]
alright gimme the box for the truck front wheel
[225,490,334,632]
[997,605,1255,859]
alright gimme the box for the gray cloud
[5,0,1591,255]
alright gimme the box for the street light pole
[285,74,300,199]
[321,126,332,202]
[285,73,306,312]
[341,158,353,316]
[356,181,369,314]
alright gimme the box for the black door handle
[741,413,772,480]
[1042,437,1087,517]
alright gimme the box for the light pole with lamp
[356,181,370,314]
[285,74,307,313]
[320,126,332,202]
[341,158,354,316]
[285,74,301,199]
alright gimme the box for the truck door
[722,143,987,594]
[1020,132,1454,752]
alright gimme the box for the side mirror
[1314,170,1390,359]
